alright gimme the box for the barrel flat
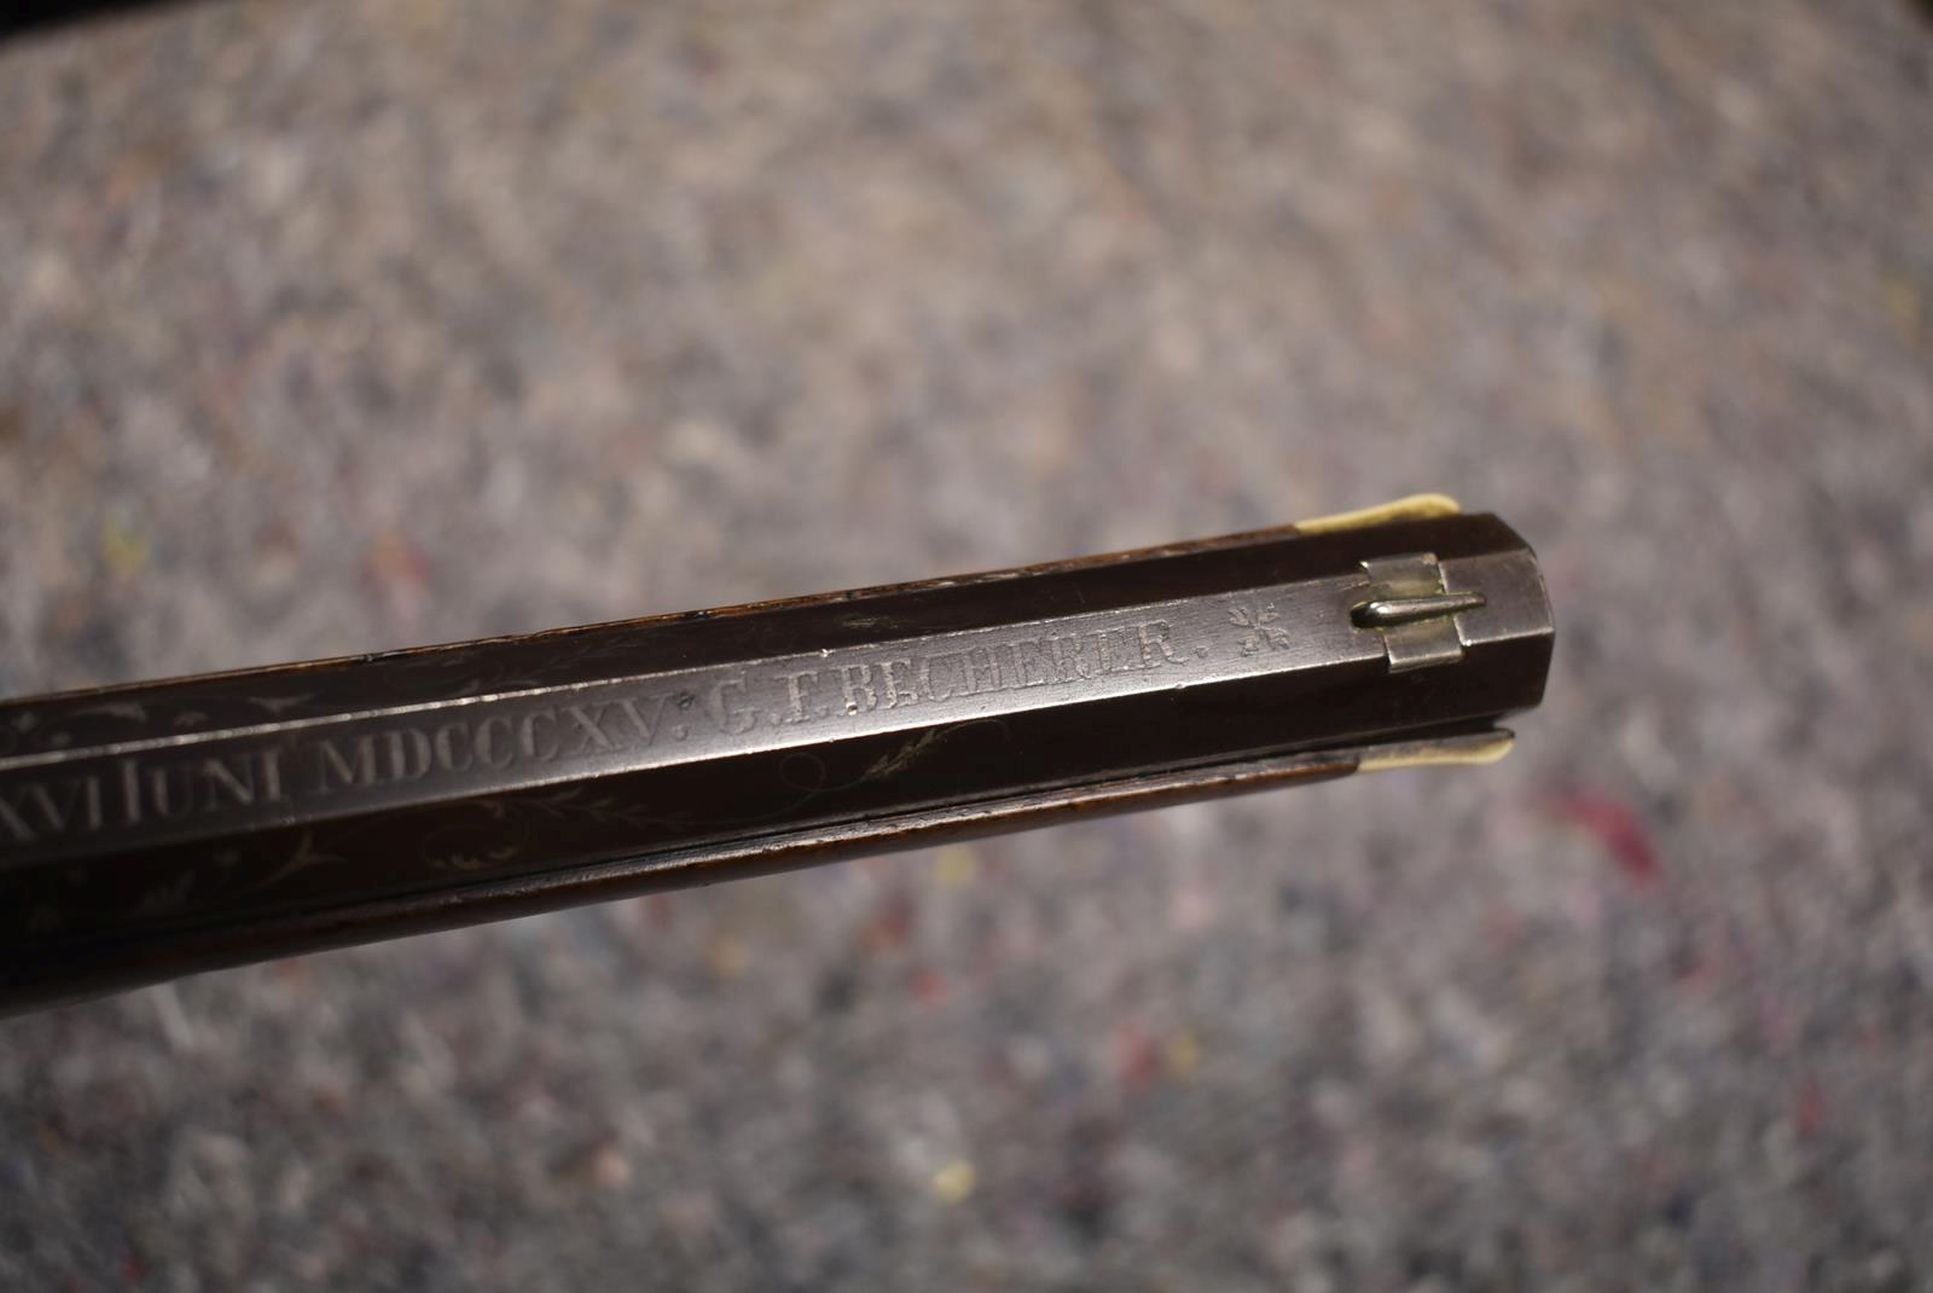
[0,511,1553,1011]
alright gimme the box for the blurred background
[2,1,1931,1288]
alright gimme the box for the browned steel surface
[1,0,1930,1287]
[0,514,1551,1008]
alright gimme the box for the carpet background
[3,1,1932,1288]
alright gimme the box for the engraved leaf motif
[73,701,147,722]
[513,787,689,833]
[1227,602,1293,656]
[242,831,347,895]
[427,846,520,873]
[282,831,342,876]
[135,871,197,917]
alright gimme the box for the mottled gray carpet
[3,1,1932,1288]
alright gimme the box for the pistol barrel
[0,503,1553,1011]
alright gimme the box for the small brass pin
[1351,590,1487,628]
